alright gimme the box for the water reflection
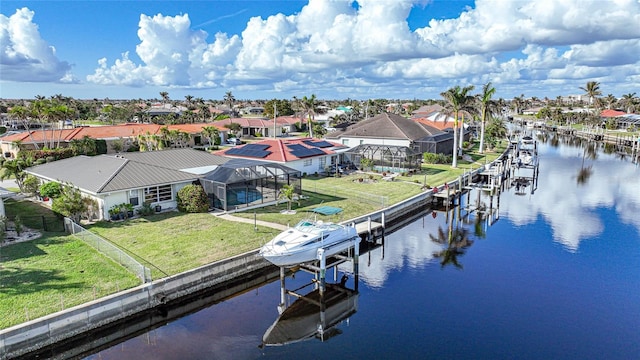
[430,207,474,270]
[501,130,640,251]
[261,282,358,347]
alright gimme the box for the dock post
[354,237,360,292]
[317,248,326,296]
[278,267,286,314]
[381,212,386,233]
[367,217,372,240]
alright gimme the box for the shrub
[22,175,40,195]
[137,202,155,216]
[176,184,209,213]
[39,182,63,198]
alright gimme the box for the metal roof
[25,149,230,194]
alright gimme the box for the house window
[318,157,326,170]
[342,139,349,145]
[359,140,364,145]
[303,159,312,167]
[144,184,173,203]
[129,189,140,206]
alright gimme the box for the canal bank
[0,152,509,359]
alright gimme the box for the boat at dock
[259,220,359,267]
[516,135,538,167]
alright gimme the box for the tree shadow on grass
[0,267,84,296]
[1,237,66,261]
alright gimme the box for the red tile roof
[217,137,344,162]
[0,122,228,144]
[600,109,627,117]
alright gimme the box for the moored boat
[259,220,359,266]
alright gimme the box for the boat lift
[276,235,360,315]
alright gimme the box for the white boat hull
[259,221,359,267]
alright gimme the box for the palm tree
[430,210,473,269]
[618,93,637,113]
[224,91,236,117]
[579,81,602,113]
[1,157,33,192]
[477,82,496,153]
[160,91,170,105]
[201,126,220,147]
[440,85,475,168]
[8,106,40,149]
[301,94,317,138]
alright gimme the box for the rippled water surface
[88,134,640,360]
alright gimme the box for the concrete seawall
[0,160,499,359]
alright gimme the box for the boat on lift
[259,220,359,267]
[516,135,538,167]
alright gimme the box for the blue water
[88,134,640,360]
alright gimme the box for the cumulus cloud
[2,0,639,97]
[0,7,77,83]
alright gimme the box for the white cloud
[0,7,77,83]
[2,0,640,98]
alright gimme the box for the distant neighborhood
[0,87,637,222]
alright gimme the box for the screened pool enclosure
[346,144,423,173]
[199,158,301,211]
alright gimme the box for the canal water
[87,133,640,360]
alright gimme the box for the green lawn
[0,141,508,330]
[85,212,281,279]
[0,234,140,329]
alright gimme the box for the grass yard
[85,212,281,279]
[0,234,140,329]
[0,140,509,330]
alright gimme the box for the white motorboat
[259,220,359,266]
[516,135,538,167]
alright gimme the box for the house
[326,112,454,171]
[0,122,228,158]
[214,117,297,138]
[24,148,301,217]
[216,137,349,176]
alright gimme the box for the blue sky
[1,0,639,101]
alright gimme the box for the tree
[579,81,602,113]
[160,91,170,105]
[176,184,209,213]
[224,91,236,117]
[440,85,475,168]
[51,184,87,223]
[1,157,33,192]
[278,184,296,212]
[201,126,220,147]
[300,94,317,138]
[8,106,40,149]
[618,93,637,113]
[477,82,496,153]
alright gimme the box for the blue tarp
[310,206,343,215]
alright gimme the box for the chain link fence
[65,218,151,283]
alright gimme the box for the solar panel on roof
[243,143,271,151]
[226,146,271,158]
[302,140,333,148]
[286,143,325,158]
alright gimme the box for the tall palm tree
[8,106,40,149]
[160,91,170,105]
[440,85,474,168]
[579,81,602,113]
[224,91,236,117]
[477,82,496,153]
[301,94,317,138]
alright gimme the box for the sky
[1,0,639,101]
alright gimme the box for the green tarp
[310,206,343,215]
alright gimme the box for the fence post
[42,216,47,231]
